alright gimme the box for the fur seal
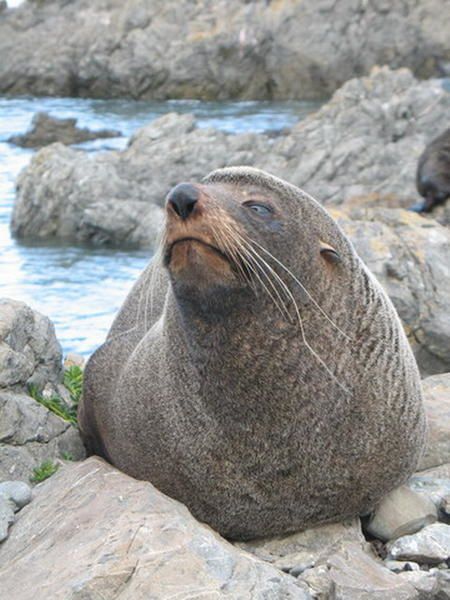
[412,127,450,212]
[79,167,426,540]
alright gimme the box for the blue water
[0,96,321,356]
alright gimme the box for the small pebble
[0,480,32,511]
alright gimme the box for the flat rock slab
[0,457,309,599]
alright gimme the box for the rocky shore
[11,67,450,375]
[0,299,450,598]
[0,0,449,100]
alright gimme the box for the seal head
[80,167,426,540]
[412,127,450,212]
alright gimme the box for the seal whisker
[247,237,351,341]
[218,223,294,321]
[214,224,293,320]
[229,231,351,393]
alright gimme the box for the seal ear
[319,241,341,265]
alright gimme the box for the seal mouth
[164,237,230,266]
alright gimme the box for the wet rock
[388,523,450,565]
[0,390,85,481]
[419,374,450,469]
[0,298,62,391]
[365,485,437,542]
[0,1,449,100]
[300,542,419,600]
[0,457,310,599]
[7,112,120,148]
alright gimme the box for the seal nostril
[167,183,199,220]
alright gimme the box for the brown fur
[79,167,426,540]
[414,127,450,212]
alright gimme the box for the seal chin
[165,238,235,287]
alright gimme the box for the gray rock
[274,67,450,212]
[384,560,420,573]
[441,495,450,518]
[0,1,449,100]
[0,496,14,543]
[0,390,85,481]
[301,542,419,600]
[13,68,450,247]
[236,517,364,571]
[388,523,450,564]
[419,374,450,470]
[365,485,438,542]
[397,570,440,599]
[0,298,63,391]
[0,481,32,511]
[0,457,310,599]
[429,568,450,599]
[409,465,450,513]
[8,112,120,148]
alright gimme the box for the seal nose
[167,183,199,220]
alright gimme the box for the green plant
[30,460,59,483]
[28,365,83,426]
[61,451,74,461]
[63,365,83,408]
[28,384,77,425]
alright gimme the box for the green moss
[30,460,59,484]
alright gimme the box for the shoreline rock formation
[0,0,449,100]
[10,68,450,375]
[8,112,121,148]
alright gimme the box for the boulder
[365,485,437,542]
[0,298,62,391]
[272,66,450,210]
[419,374,450,470]
[8,112,120,148]
[0,299,85,481]
[0,457,310,599]
[388,523,450,565]
[0,0,449,100]
[0,390,85,481]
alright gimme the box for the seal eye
[244,202,273,217]
[320,241,341,265]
